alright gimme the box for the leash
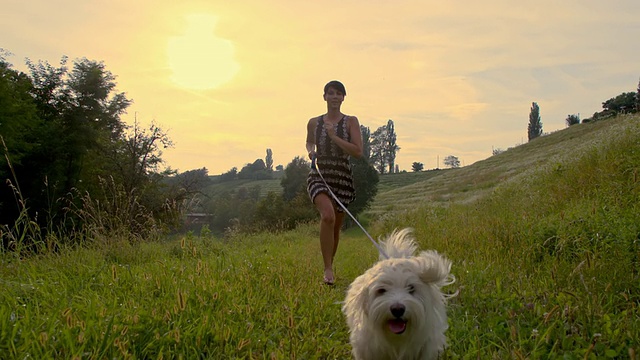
[311,156,389,259]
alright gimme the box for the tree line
[0,51,188,251]
[0,51,384,247]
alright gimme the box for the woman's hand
[324,122,337,138]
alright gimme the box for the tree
[238,159,269,180]
[370,119,400,174]
[10,56,135,228]
[602,92,636,114]
[528,102,543,141]
[219,167,238,182]
[24,56,132,195]
[265,148,273,171]
[108,119,173,195]
[370,126,388,173]
[566,114,580,127]
[348,156,379,218]
[411,162,424,172]
[1,54,180,241]
[636,78,640,112]
[0,52,41,226]
[384,120,400,173]
[443,155,460,169]
[0,53,39,172]
[360,125,372,160]
[173,168,210,195]
[280,156,310,201]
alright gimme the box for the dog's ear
[414,250,454,288]
[342,274,370,326]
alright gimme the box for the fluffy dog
[342,228,455,360]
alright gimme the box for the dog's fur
[342,228,454,360]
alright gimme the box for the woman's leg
[333,211,345,261]
[314,193,336,283]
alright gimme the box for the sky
[2,0,639,174]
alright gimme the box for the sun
[167,14,240,90]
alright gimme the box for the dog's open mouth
[388,319,407,334]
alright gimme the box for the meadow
[1,115,639,359]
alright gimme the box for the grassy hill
[1,114,638,358]
[368,114,639,217]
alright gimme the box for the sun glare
[167,14,240,90]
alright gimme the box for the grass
[0,226,376,359]
[2,114,640,358]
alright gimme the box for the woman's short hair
[324,80,346,96]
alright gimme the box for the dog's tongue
[388,319,407,334]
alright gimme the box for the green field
[1,115,639,358]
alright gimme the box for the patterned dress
[307,115,356,211]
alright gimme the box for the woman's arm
[306,117,317,159]
[326,116,363,158]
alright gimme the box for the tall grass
[0,226,365,358]
[376,116,640,358]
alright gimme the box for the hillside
[367,114,640,217]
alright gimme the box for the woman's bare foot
[323,269,335,285]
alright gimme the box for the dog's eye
[375,288,386,296]
[407,284,415,294]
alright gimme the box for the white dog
[342,228,455,360]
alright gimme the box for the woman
[306,80,363,285]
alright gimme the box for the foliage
[0,56,38,172]
[566,114,580,127]
[238,159,270,180]
[280,156,310,202]
[64,176,166,244]
[370,119,400,174]
[602,91,636,113]
[411,162,424,172]
[252,191,316,232]
[360,125,372,160]
[585,90,638,122]
[166,168,210,196]
[348,157,379,218]
[0,54,178,250]
[218,167,238,182]
[443,155,460,168]
[265,148,273,171]
[105,119,174,197]
[204,185,261,234]
[637,77,640,112]
[528,102,543,141]
[163,168,211,214]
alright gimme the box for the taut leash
[311,156,388,259]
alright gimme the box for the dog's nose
[390,303,405,318]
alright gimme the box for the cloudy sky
[2,0,639,173]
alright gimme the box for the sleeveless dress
[307,115,356,212]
